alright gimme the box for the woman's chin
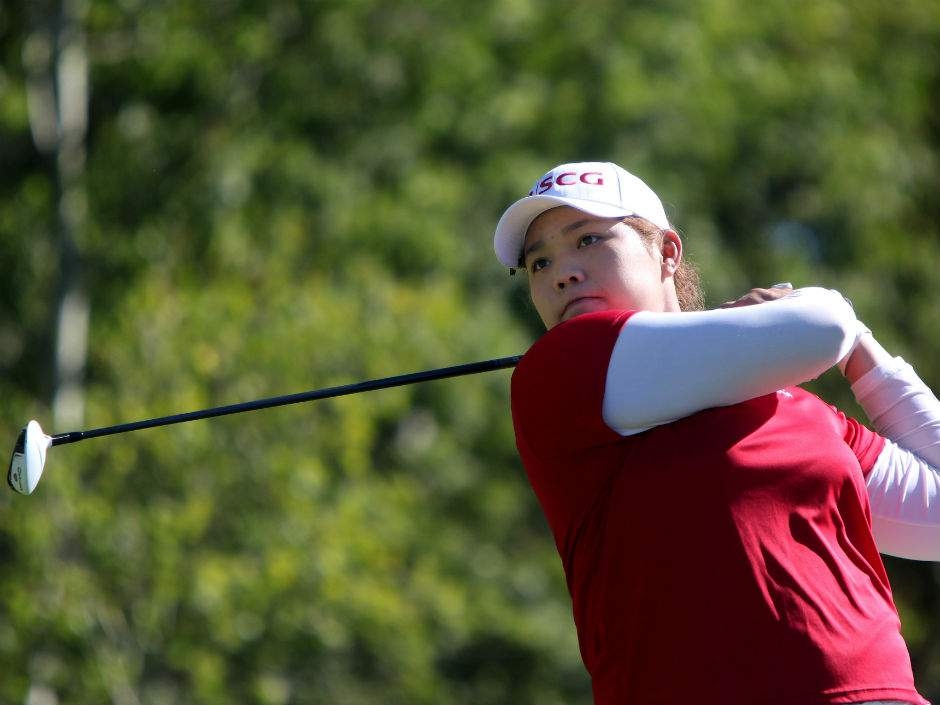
[560,297,609,323]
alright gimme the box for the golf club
[7,355,521,495]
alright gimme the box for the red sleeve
[827,402,886,477]
[511,310,634,457]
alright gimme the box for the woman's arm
[841,332,892,383]
[847,347,940,560]
[602,287,861,434]
[865,440,940,561]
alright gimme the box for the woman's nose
[555,268,584,291]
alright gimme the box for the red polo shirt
[511,310,927,705]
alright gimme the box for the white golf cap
[493,161,671,268]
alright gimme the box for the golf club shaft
[50,355,521,446]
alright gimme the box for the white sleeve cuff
[837,320,872,374]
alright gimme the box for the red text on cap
[530,171,604,195]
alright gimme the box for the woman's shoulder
[518,310,636,369]
[511,310,637,413]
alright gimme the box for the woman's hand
[719,283,794,308]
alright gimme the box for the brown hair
[625,216,705,312]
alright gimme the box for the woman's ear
[661,229,682,275]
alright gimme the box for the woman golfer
[494,161,939,705]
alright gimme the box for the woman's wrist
[841,331,893,384]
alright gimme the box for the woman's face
[522,206,681,329]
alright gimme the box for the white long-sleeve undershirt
[602,287,858,434]
[853,358,940,561]
[600,287,940,560]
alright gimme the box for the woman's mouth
[562,296,604,320]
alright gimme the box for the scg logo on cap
[529,171,605,195]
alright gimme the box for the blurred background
[1,0,938,703]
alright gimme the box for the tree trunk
[24,0,90,430]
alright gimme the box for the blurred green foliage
[1,0,939,702]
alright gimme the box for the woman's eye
[530,258,548,273]
[578,234,600,248]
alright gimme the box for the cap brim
[493,195,633,268]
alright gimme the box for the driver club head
[8,420,53,495]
